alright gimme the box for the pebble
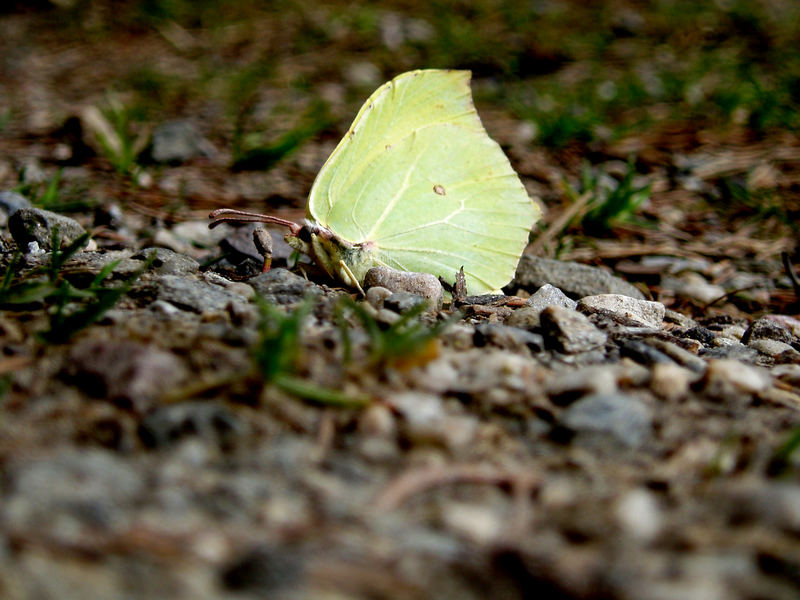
[384,291,431,314]
[560,393,652,449]
[546,365,618,405]
[473,322,545,353]
[615,488,662,542]
[578,294,665,329]
[700,359,771,401]
[365,285,393,309]
[649,362,693,401]
[617,338,673,366]
[0,190,32,218]
[388,392,477,450]
[248,268,322,305]
[150,119,216,163]
[741,318,792,345]
[723,481,800,534]
[5,449,144,534]
[130,247,200,276]
[8,207,88,252]
[364,266,443,311]
[138,401,245,449]
[513,256,645,299]
[152,274,250,314]
[220,544,305,593]
[643,338,706,372]
[67,338,188,412]
[748,339,799,360]
[505,284,576,329]
[540,305,608,353]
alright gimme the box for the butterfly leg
[339,260,366,297]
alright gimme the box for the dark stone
[511,256,644,299]
[138,402,245,450]
[220,545,305,593]
[540,305,607,353]
[680,326,717,346]
[248,268,322,305]
[617,339,673,366]
[9,207,88,252]
[742,318,793,345]
[561,393,652,449]
[474,322,545,353]
[384,291,429,313]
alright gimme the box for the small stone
[357,403,397,439]
[473,323,544,353]
[680,326,717,346]
[138,401,245,449]
[748,338,798,359]
[441,502,503,545]
[129,247,200,276]
[248,268,322,305]
[388,392,477,450]
[384,291,430,314]
[650,362,693,401]
[546,365,618,405]
[512,256,644,299]
[643,339,706,372]
[505,284,576,329]
[364,266,443,311]
[700,359,771,401]
[723,482,800,534]
[365,286,393,309]
[615,488,662,542]
[8,207,88,252]
[540,305,608,353]
[153,274,250,314]
[741,318,793,345]
[220,544,305,593]
[617,339,673,366]
[151,119,216,163]
[0,190,31,216]
[67,338,188,412]
[577,294,665,329]
[560,393,652,449]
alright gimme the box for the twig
[782,252,800,298]
[374,463,538,511]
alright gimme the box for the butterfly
[210,69,540,295]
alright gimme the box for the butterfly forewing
[306,69,540,294]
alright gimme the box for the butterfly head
[287,221,376,288]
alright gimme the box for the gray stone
[138,401,245,449]
[248,268,322,305]
[473,322,544,353]
[67,338,188,412]
[506,284,576,329]
[723,482,800,534]
[5,450,144,533]
[8,207,88,252]
[384,291,430,314]
[154,274,249,314]
[365,285,393,309]
[649,362,694,401]
[0,190,31,216]
[561,393,652,449]
[540,305,608,353]
[512,256,644,299]
[742,318,793,345]
[578,294,665,329]
[546,365,618,405]
[700,359,771,401]
[617,338,673,366]
[151,119,216,163]
[749,338,798,359]
[364,266,443,311]
[122,247,199,276]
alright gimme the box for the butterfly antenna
[208,208,302,235]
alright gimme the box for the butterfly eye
[298,226,313,243]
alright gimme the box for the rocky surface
[0,208,799,600]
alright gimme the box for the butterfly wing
[307,69,539,294]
